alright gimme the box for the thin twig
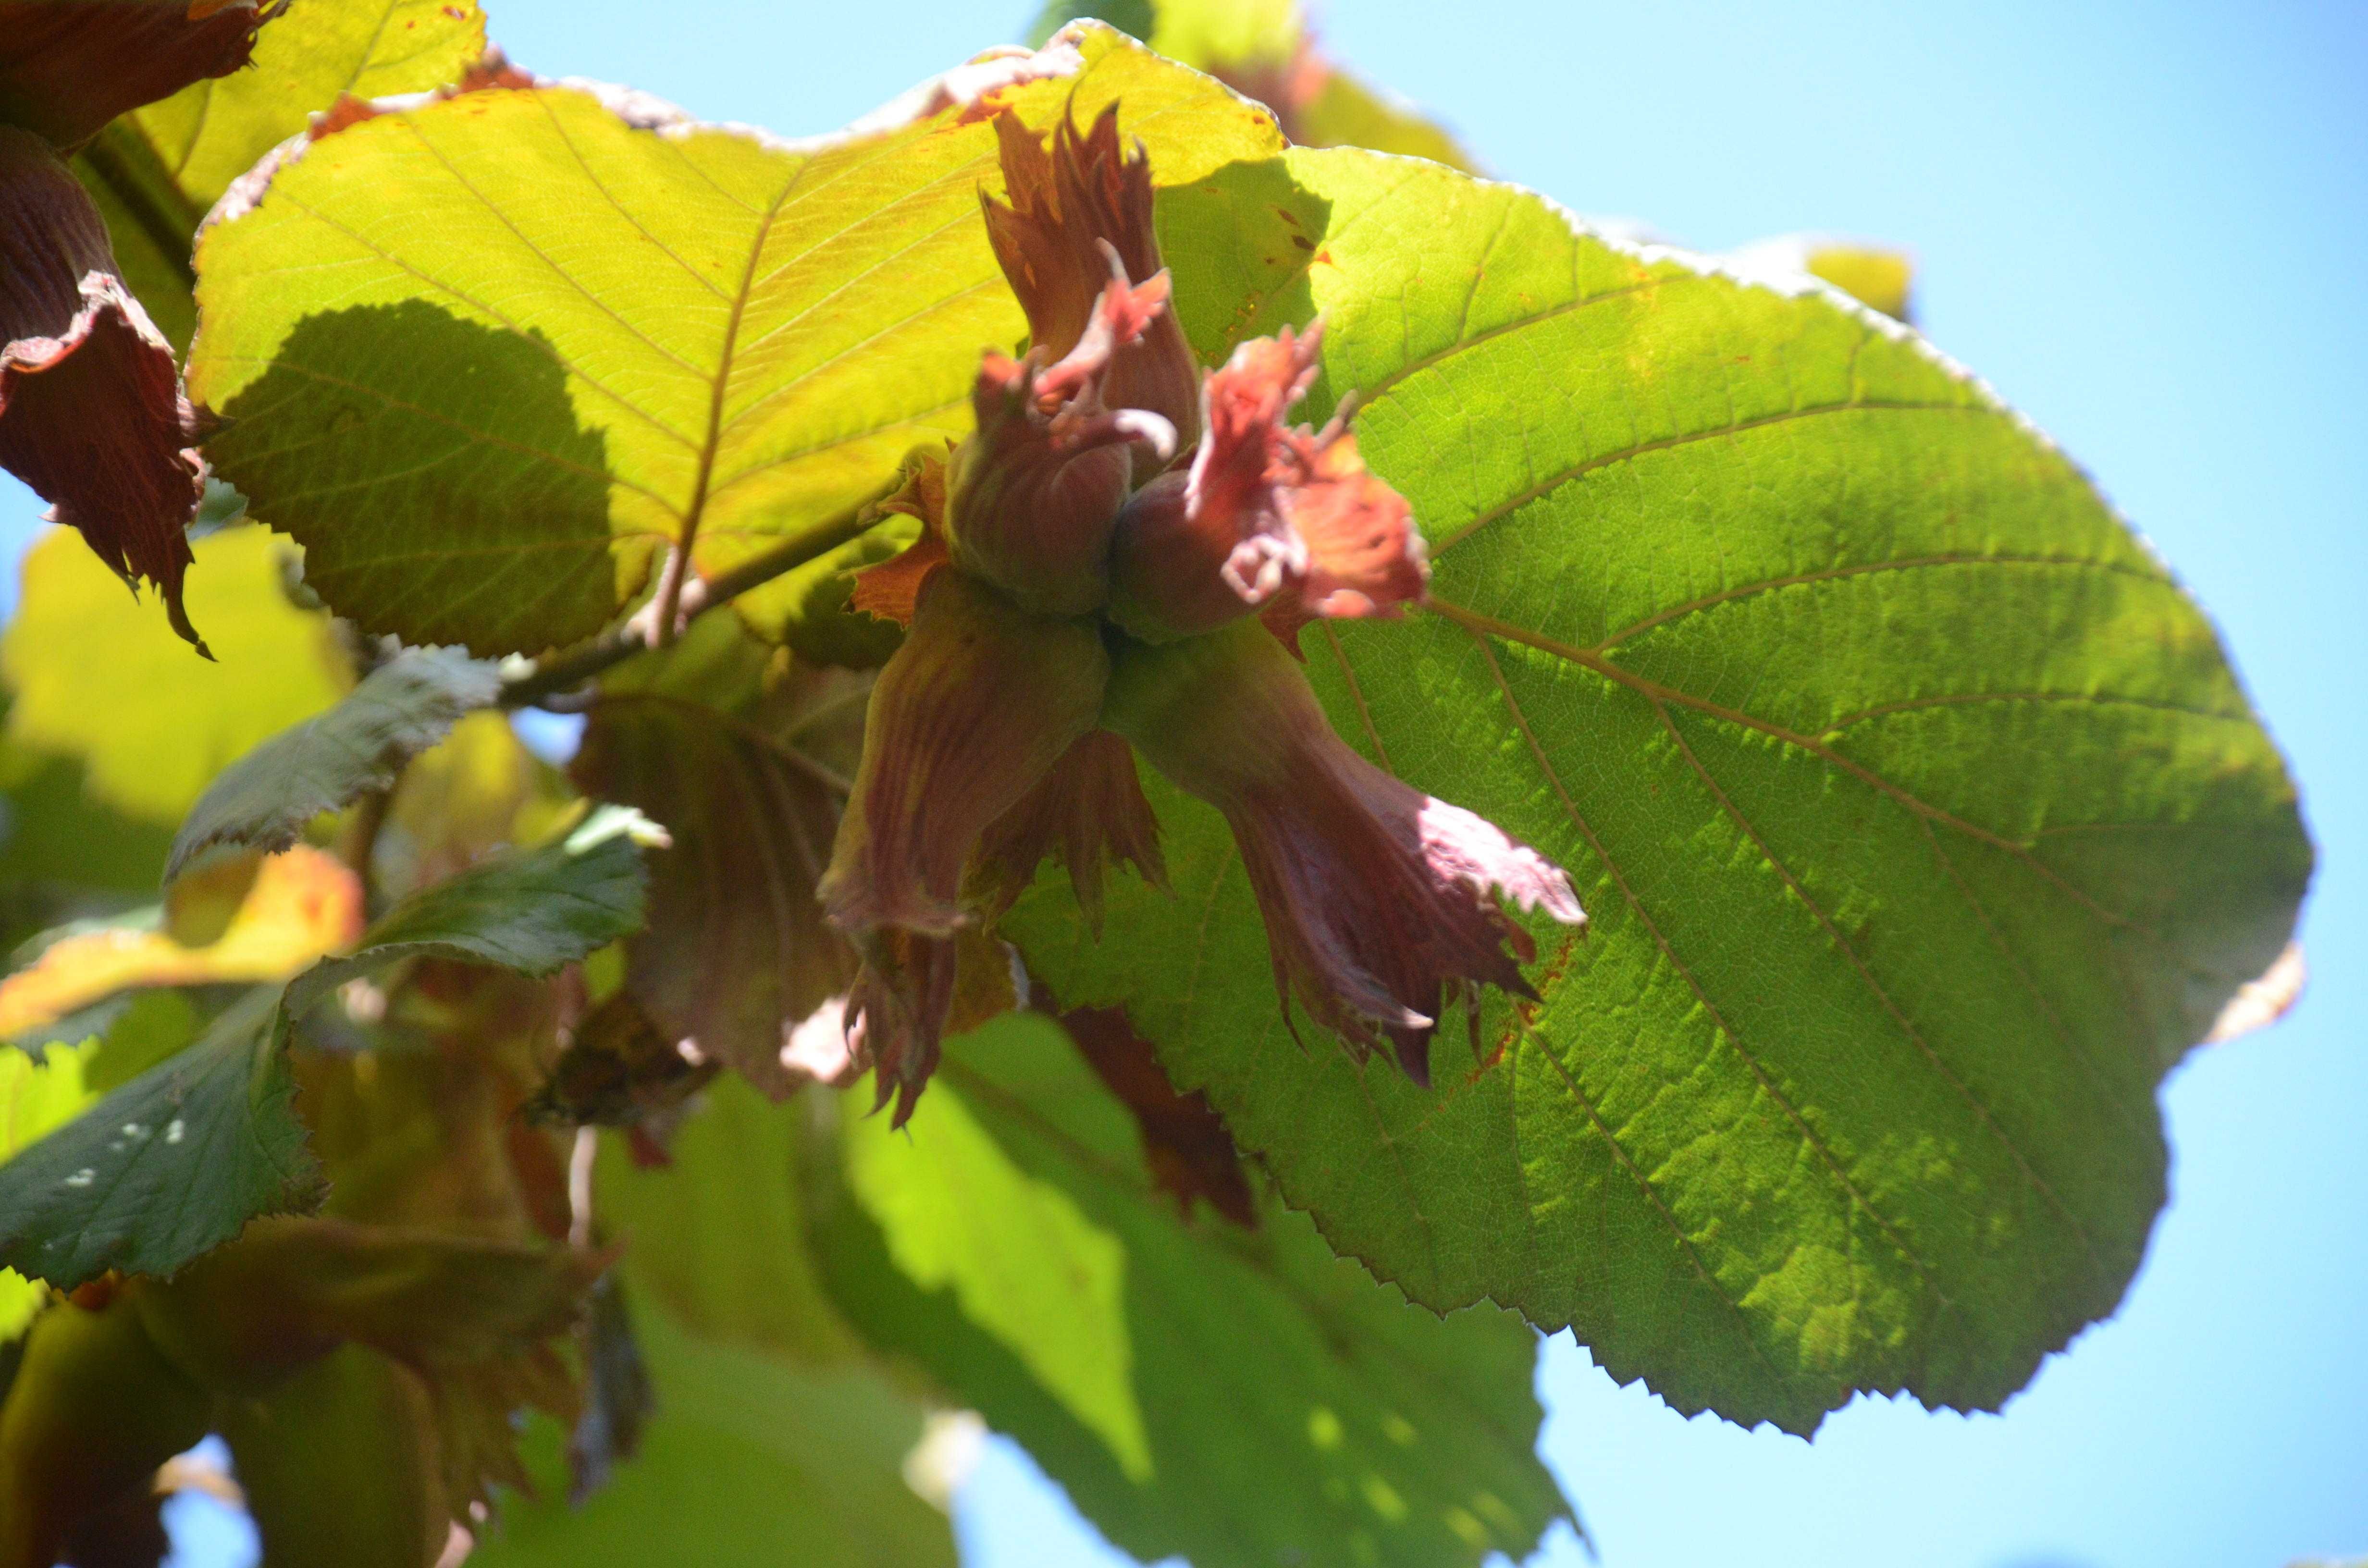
[499,490,887,709]
[342,785,394,919]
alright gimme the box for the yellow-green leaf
[72,0,489,350]
[1,525,347,828]
[187,24,1281,655]
[809,1012,1576,1568]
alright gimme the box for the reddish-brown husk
[975,728,1167,929]
[0,0,271,150]
[1062,1001,1256,1226]
[981,104,1200,466]
[1110,323,1426,647]
[1106,620,1583,1082]
[0,126,209,649]
[819,569,1108,939]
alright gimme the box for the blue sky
[7,2,2361,1565]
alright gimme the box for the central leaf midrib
[676,176,796,572]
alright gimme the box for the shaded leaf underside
[1012,146,2311,1432]
[166,645,501,882]
[283,806,653,1018]
[570,693,854,1097]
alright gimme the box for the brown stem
[343,785,394,918]
[499,491,886,709]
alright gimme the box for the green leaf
[215,1343,445,1568]
[0,987,318,1289]
[70,0,490,351]
[0,525,349,828]
[130,0,488,213]
[0,735,178,924]
[166,646,501,883]
[72,121,206,352]
[283,805,660,1019]
[729,506,920,669]
[808,1011,1575,1568]
[1012,147,2314,1433]
[1728,233,1917,322]
[1026,0,1157,48]
[1290,68,1479,172]
[592,1074,866,1362]
[1040,0,1479,170]
[1143,0,1302,70]
[0,1040,98,1336]
[187,24,1282,655]
[478,1078,954,1566]
[475,1299,958,1568]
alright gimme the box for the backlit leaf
[808,1011,1575,1568]
[0,1039,95,1337]
[1033,0,1479,170]
[0,524,347,826]
[477,1079,954,1566]
[187,24,1282,655]
[0,847,362,1041]
[594,1073,870,1366]
[378,708,579,901]
[1289,67,1478,172]
[475,1299,958,1568]
[1011,146,2313,1432]
[69,0,491,351]
[0,985,318,1289]
[0,732,177,930]
[127,0,487,215]
[167,646,501,883]
[1727,233,1917,322]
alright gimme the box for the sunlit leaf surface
[0,526,347,826]
[810,1012,1575,1567]
[1012,146,2313,1433]
[188,25,1280,654]
[71,0,490,349]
